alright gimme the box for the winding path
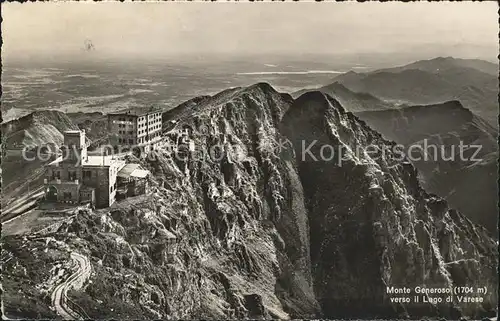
[50,252,92,320]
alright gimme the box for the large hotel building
[107,107,163,153]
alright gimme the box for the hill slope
[2,110,79,150]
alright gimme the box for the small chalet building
[116,163,151,200]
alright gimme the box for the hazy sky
[2,1,498,61]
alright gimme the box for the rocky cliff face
[355,101,498,234]
[2,83,497,319]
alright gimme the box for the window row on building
[138,124,161,135]
[118,117,135,123]
[50,170,78,181]
[118,138,135,144]
[118,130,135,135]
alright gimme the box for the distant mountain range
[381,56,498,77]
[331,57,498,127]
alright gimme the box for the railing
[65,295,90,320]
[44,178,79,185]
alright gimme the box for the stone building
[44,130,149,208]
[107,107,163,155]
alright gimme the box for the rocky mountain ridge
[1,83,497,319]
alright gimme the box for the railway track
[50,252,91,320]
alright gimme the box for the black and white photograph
[0,2,498,320]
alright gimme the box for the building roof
[117,163,139,176]
[117,163,150,179]
[64,130,83,135]
[108,106,163,117]
[47,155,125,168]
[131,169,149,178]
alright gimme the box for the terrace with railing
[44,178,80,185]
